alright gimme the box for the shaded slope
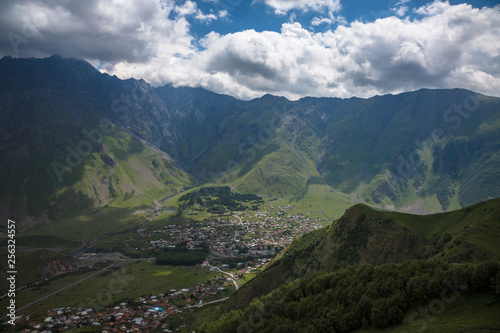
[220,199,500,313]
[202,260,500,333]
[0,56,193,228]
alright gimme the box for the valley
[0,56,499,332]
[0,180,346,331]
[2,194,499,331]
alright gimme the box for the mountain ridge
[1,55,500,228]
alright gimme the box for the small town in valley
[8,209,328,332]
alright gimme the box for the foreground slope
[219,198,500,312]
[202,260,500,333]
[201,199,500,332]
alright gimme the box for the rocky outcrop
[36,249,88,279]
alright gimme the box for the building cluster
[14,211,328,332]
[18,277,230,332]
[138,213,324,257]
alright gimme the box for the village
[17,275,233,332]
[12,209,328,332]
[139,210,326,260]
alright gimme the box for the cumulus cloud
[0,0,194,62]
[253,0,341,15]
[109,1,499,100]
[0,0,499,100]
[174,0,228,23]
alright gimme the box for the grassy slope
[223,120,355,219]
[317,91,500,213]
[218,199,500,314]
[356,293,500,333]
[198,90,500,216]
[374,198,500,261]
[232,143,309,198]
[14,124,192,242]
[0,57,195,235]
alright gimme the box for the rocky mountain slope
[1,56,500,228]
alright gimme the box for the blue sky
[187,0,499,37]
[0,0,499,100]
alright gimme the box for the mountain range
[1,55,500,229]
[1,55,500,332]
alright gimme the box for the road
[184,297,229,309]
[233,213,249,231]
[262,217,276,242]
[206,260,239,291]
[1,264,115,322]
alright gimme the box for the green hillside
[155,85,500,213]
[216,199,500,315]
[152,77,500,214]
[0,56,193,232]
[2,57,500,231]
[201,260,500,333]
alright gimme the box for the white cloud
[1,1,499,101]
[391,0,411,17]
[254,0,341,15]
[415,0,451,15]
[394,6,408,16]
[0,0,195,62]
[174,0,228,23]
[311,17,331,26]
[311,12,347,27]
[135,1,498,100]
[174,0,198,16]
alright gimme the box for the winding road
[184,297,229,309]
[206,260,239,291]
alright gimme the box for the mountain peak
[253,93,289,102]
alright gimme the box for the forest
[201,260,500,333]
[156,247,209,266]
[178,186,264,212]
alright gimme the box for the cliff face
[0,249,89,293]
[36,249,88,279]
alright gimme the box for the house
[151,307,164,312]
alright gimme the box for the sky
[0,0,499,100]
